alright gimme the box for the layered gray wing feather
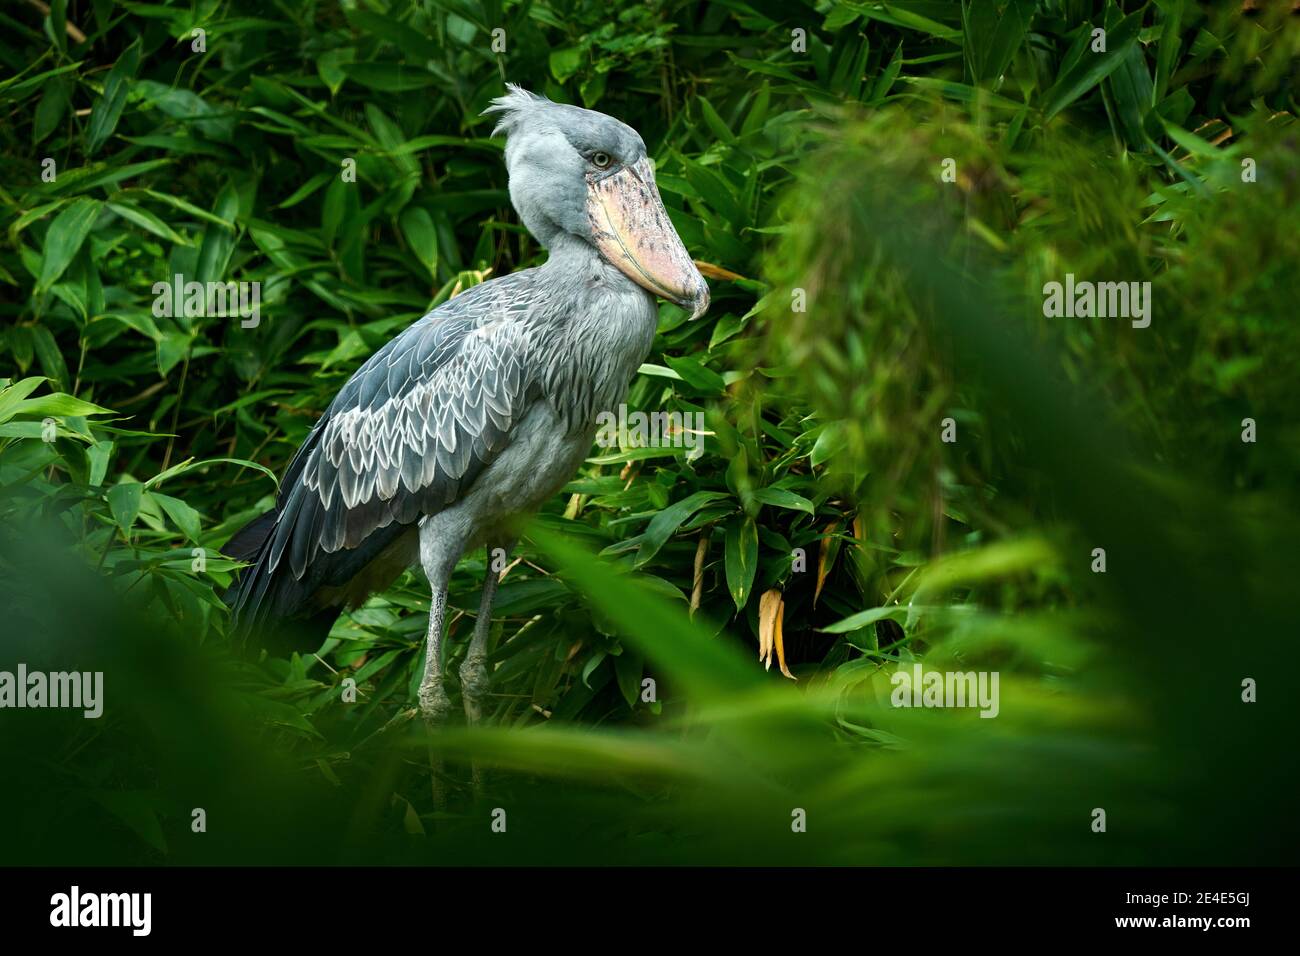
[267,275,541,582]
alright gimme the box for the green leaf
[663,355,726,393]
[151,491,203,542]
[29,326,72,392]
[87,440,112,486]
[0,377,48,423]
[47,0,68,54]
[399,206,438,277]
[872,41,904,103]
[549,48,582,83]
[810,423,847,468]
[614,648,644,708]
[316,47,354,96]
[752,487,815,515]
[1159,118,1225,159]
[821,605,912,635]
[724,516,759,612]
[1153,0,1185,103]
[1043,10,1144,120]
[156,330,191,377]
[902,77,1024,111]
[195,182,241,285]
[131,189,236,230]
[529,523,762,699]
[580,651,607,688]
[0,61,83,99]
[634,491,729,566]
[696,96,736,145]
[107,482,144,535]
[1106,38,1154,148]
[850,2,960,42]
[8,393,114,419]
[38,198,100,292]
[133,80,235,141]
[144,456,279,491]
[275,171,333,209]
[85,39,141,155]
[33,76,71,144]
[975,0,1032,84]
[106,201,192,245]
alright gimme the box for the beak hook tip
[686,283,710,320]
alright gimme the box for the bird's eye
[592,152,612,169]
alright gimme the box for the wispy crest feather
[483,83,551,136]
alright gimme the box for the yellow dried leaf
[815,521,838,606]
[758,588,782,669]
[690,532,710,616]
[693,260,746,282]
[773,594,795,680]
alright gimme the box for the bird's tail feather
[223,510,334,655]
[222,509,410,657]
[223,508,277,561]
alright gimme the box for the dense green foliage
[1,1,1296,864]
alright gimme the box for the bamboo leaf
[86,39,141,155]
[38,198,100,292]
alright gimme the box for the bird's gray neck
[537,234,631,290]
[533,235,659,433]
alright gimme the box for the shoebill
[225,86,709,726]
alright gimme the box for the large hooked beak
[587,157,710,320]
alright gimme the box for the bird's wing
[267,275,542,584]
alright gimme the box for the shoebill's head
[485,84,710,320]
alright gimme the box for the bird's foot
[458,652,491,798]
[458,652,491,726]
[418,680,454,726]
[418,681,455,811]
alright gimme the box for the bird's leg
[416,549,457,810]
[460,541,510,726]
[417,583,453,724]
[459,541,510,799]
